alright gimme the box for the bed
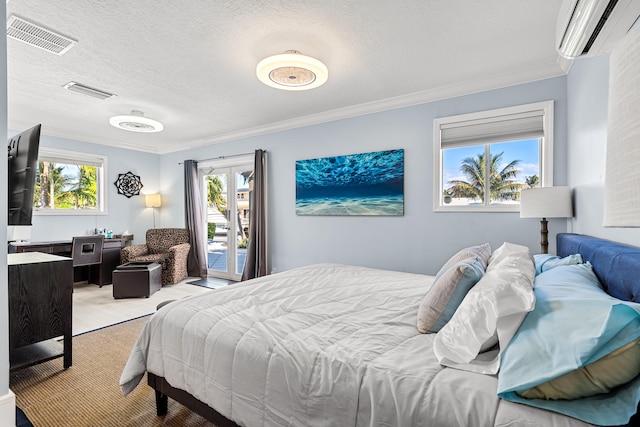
[120,233,640,426]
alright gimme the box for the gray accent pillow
[436,243,492,276]
[417,257,485,333]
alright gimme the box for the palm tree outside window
[443,140,539,206]
[34,147,106,214]
[434,101,554,212]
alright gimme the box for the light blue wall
[567,54,640,246]
[96,51,640,275]
[16,133,162,245]
[161,76,570,275]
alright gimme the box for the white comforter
[120,264,591,427]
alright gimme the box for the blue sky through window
[442,138,539,189]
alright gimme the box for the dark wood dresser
[8,252,73,370]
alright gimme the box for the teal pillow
[533,253,582,276]
[416,258,485,333]
[498,263,640,426]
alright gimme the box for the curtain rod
[178,150,264,165]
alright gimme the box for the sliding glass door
[201,162,252,281]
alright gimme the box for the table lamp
[520,186,573,254]
[145,193,162,228]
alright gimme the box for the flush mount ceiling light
[256,50,328,91]
[109,110,163,133]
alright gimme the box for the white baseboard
[0,389,16,427]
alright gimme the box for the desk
[9,236,132,286]
[8,252,73,370]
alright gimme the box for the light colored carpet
[11,316,218,427]
[73,278,213,336]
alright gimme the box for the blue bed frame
[557,233,640,426]
[557,233,640,302]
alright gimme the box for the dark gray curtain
[184,160,207,277]
[241,149,268,281]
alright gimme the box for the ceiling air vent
[63,82,116,100]
[6,15,77,55]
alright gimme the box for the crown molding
[164,61,567,154]
[10,61,568,156]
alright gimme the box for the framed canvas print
[296,149,404,216]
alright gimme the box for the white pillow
[433,242,535,374]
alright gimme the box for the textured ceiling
[6,0,567,154]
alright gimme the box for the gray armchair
[120,228,191,285]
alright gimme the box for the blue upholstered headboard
[557,233,640,303]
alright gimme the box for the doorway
[201,161,253,281]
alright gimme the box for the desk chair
[72,235,105,286]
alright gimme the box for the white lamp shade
[520,187,573,219]
[145,193,162,208]
[7,225,32,241]
[603,27,640,227]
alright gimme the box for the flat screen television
[7,124,41,226]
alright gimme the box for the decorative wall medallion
[114,171,143,198]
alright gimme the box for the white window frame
[433,101,554,213]
[34,147,108,216]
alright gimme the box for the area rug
[72,278,212,336]
[186,277,233,289]
[10,316,218,427]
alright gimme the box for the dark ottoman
[113,261,162,298]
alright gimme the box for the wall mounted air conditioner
[557,0,640,58]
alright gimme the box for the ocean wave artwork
[296,149,404,216]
